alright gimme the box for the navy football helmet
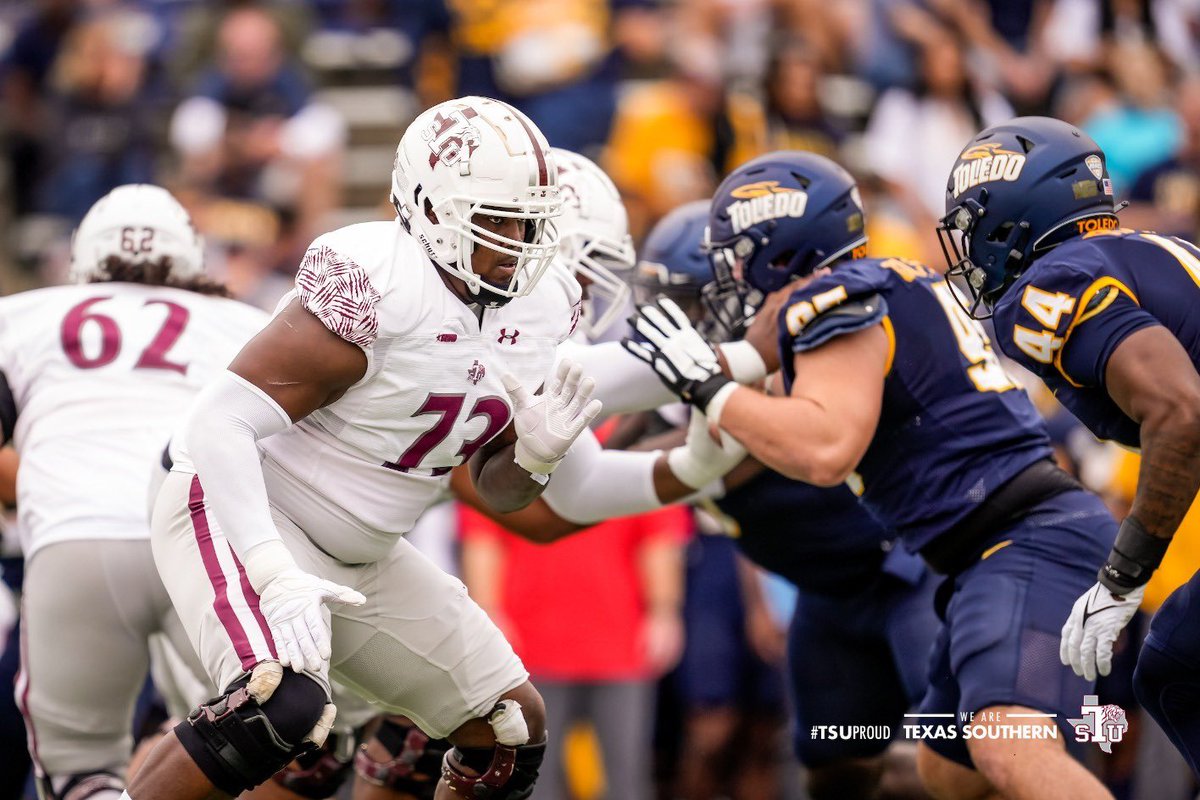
[703,151,867,331]
[938,116,1118,318]
[633,200,713,322]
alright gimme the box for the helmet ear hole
[987,222,1015,243]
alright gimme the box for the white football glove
[1060,582,1145,682]
[667,409,747,490]
[259,569,366,674]
[503,359,603,479]
[623,298,732,412]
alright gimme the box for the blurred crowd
[2,1,1200,798]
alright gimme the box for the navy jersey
[993,229,1200,448]
[715,469,893,595]
[777,257,1053,552]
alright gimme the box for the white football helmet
[552,148,635,337]
[69,184,205,283]
[390,96,561,307]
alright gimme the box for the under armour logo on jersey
[436,332,458,343]
[497,328,520,344]
[467,360,486,385]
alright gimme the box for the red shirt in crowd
[459,502,691,682]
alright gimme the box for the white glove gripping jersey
[0,284,268,557]
[202,220,582,564]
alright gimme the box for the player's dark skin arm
[452,450,698,542]
[468,421,546,513]
[450,417,754,543]
[229,299,368,420]
[1105,324,1200,541]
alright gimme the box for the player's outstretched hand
[503,359,603,479]
[1060,582,1144,682]
[259,570,366,674]
[622,297,731,413]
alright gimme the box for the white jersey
[0,283,268,558]
[229,220,580,563]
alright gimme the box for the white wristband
[718,341,768,384]
[705,382,741,429]
[513,440,558,481]
[242,539,299,594]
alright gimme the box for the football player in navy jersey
[626,151,1121,799]
[632,203,941,800]
[940,116,1200,778]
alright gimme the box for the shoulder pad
[783,289,888,353]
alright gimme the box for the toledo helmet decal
[726,180,809,234]
[951,142,1027,198]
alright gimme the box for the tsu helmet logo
[467,359,486,385]
[1068,695,1128,753]
[726,180,809,234]
[423,107,481,171]
[951,142,1027,198]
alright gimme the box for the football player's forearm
[473,444,546,513]
[718,389,851,487]
[450,465,583,543]
[1106,326,1200,541]
[1097,414,1200,593]
[1129,412,1200,541]
[185,372,292,583]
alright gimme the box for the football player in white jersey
[123,97,608,800]
[0,184,269,800]
[348,158,748,799]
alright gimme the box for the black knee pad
[273,728,356,799]
[354,717,449,799]
[441,740,546,799]
[175,670,328,796]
